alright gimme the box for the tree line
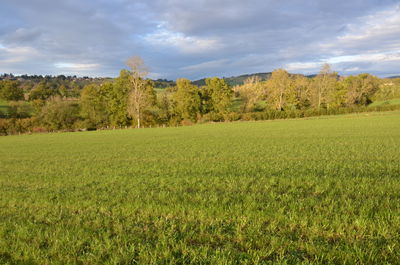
[1,58,400,135]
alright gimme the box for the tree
[37,98,80,131]
[29,81,54,101]
[343,73,379,106]
[59,84,69,99]
[326,78,347,108]
[234,76,264,112]
[156,91,174,125]
[292,75,311,109]
[126,56,156,128]
[0,80,24,101]
[205,77,233,114]
[172,78,201,122]
[80,84,109,128]
[266,69,293,110]
[102,72,130,128]
[312,63,338,109]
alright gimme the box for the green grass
[1,111,400,264]
[369,98,400,107]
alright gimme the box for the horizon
[0,0,399,79]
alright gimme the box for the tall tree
[80,84,109,128]
[172,78,201,122]
[312,63,338,109]
[103,71,130,128]
[326,78,347,108]
[292,75,311,109]
[343,73,379,106]
[205,77,233,114]
[126,56,156,128]
[234,76,264,112]
[266,69,293,110]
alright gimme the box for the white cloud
[54,62,100,71]
[143,26,223,55]
[285,62,321,71]
[0,44,40,64]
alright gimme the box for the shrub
[37,100,81,131]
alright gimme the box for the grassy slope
[369,98,400,107]
[1,112,400,264]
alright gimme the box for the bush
[0,118,36,135]
[223,112,241,122]
[199,112,225,123]
[37,100,81,131]
[7,101,33,118]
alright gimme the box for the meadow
[1,111,400,264]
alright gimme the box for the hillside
[192,72,272,86]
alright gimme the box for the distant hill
[387,76,400,79]
[192,72,319,87]
[192,72,272,87]
[152,79,175,88]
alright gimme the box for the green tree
[37,99,80,131]
[29,81,54,101]
[156,91,174,126]
[102,71,130,128]
[205,77,233,114]
[59,84,69,99]
[327,80,347,108]
[0,80,24,101]
[172,78,201,122]
[80,84,109,128]
[292,75,311,109]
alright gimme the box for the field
[369,98,400,107]
[1,111,400,264]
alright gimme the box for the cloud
[143,26,223,55]
[283,4,400,75]
[0,0,399,79]
[54,63,100,71]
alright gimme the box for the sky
[0,0,399,80]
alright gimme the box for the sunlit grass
[369,98,400,107]
[1,111,400,264]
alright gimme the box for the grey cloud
[0,0,399,79]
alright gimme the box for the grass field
[369,98,400,107]
[1,111,400,264]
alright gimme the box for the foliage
[126,56,156,128]
[29,81,57,101]
[80,84,109,128]
[234,76,265,112]
[343,73,380,106]
[0,80,24,101]
[311,64,339,109]
[266,69,296,110]
[103,71,130,127]
[172,78,201,122]
[204,77,233,114]
[37,99,81,131]
[1,63,400,132]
